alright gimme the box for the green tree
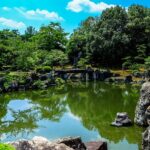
[32,22,68,51]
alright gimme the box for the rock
[111,112,132,127]
[104,77,114,83]
[56,137,86,150]
[10,136,73,150]
[99,71,113,81]
[30,72,39,80]
[85,141,107,150]
[25,77,33,85]
[11,81,19,91]
[145,106,150,126]
[133,72,144,78]
[113,77,124,83]
[145,70,150,79]
[40,74,48,81]
[142,126,150,150]
[138,80,145,85]
[134,82,150,126]
[124,75,132,83]
[113,73,120,77]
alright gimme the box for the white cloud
[0,17,26,29]
[2,7,11,11]
[15,7,64,21]
[67,0,115,13]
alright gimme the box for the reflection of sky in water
[1,99,138,150]
[3,99,33,121]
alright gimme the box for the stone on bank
[134,82,150,150]
[8,136,107,150]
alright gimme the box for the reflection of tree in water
[66,82,143,146]
[0,88,67,140]
[30,90,67,121]
[0,109,39,139]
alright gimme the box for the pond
[0,82,144,150]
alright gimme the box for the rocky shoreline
[134,82,150,149]
[0,68,149,94]
[8,136,107,150]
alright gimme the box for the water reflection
[0,82,143,150]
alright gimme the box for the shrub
[36,66,43,73]
[129,63,143,74]
[36,66,52,73]
[42,66,52,72]
[32,80,46,89]
[145,57,150,69]
[77,58,87,68]
[0,144,15,150]
[43,50,68,66]
[55,78,65,85]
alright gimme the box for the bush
[55,78,65,85]
[145,57,150,69]
[0,144,15,150]
[43,50,68,66]
[43,66,52,72]
[32,80,46,89]
[77,58,87,68]
[129,64,142,71]
[36,66,52,73]
[122,56,132,69]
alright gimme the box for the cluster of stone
[134,82,150,150]
[9,136,107,150]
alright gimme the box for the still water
[0,82,144,150]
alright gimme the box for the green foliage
[67,5,150,68]
[32,22,68,51]
[55,78,65,85]
[36,66,52,73]
[0,23,68,71]
[32,80,47,89]
[145,57,150,69]
[42,50,68,66]
[0,144,15,150]
[0,5,150,70]
[122,56,132,69]
[129,64,141,72]
[77,58,88,68]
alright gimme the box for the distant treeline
[0,4,150,71]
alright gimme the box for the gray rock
[145,106,150,126]
[124,75,132,83]
[111,112,132,127]
[134,82,150,126]
[142,126,150,150]
[9,136,73,150]
[56,137,86,150]
[85,141,107,150]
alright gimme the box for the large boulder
[10,136,73,150]
[56,137,86,150]
[134,82,150,126]
[142,126,150,150]
[9,136,107,150]
[111,112,132,127]
[145,106,150,126]
[85,141,107,150]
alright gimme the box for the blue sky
[0,0,149,34]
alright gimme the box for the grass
[0,144,15,150]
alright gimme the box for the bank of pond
[0,68,149,94]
